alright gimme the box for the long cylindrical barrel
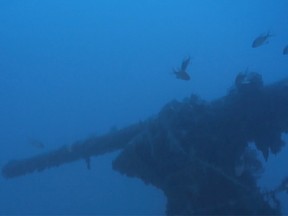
[2,123,144,178]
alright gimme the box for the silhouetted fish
[283,45,288,55]
[85,157,91,170]
[27,138,45,149]
[252,32,272,48]
[173,57,191,81]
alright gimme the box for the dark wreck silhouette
[2,72,288,215]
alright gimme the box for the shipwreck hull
[2,73,288,215]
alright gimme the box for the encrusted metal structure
[2,73,288,215]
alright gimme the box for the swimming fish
[252,32,272,48]
[84,157,91,170]
[173,57,191,81]
[283,45,288,55]
[27,138,45,149]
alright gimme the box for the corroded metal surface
[2,73,288,215]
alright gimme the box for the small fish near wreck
[28,138,45,149]
[252,32,272,48]
[283,45,288,55]
[173,57,191,81]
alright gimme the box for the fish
[27,138,45,149]
[173,57,191,81]
[234,68,263,92]
[84,157,91,170]
[252,32,272,48]
[283,45,288,55]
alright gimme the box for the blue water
[0,0,287,214]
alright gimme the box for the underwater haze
[1,0,288,215]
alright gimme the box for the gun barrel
[2,123,144,178]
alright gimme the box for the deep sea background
[0,0,288,215]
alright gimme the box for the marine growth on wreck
[2,72,288,215]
